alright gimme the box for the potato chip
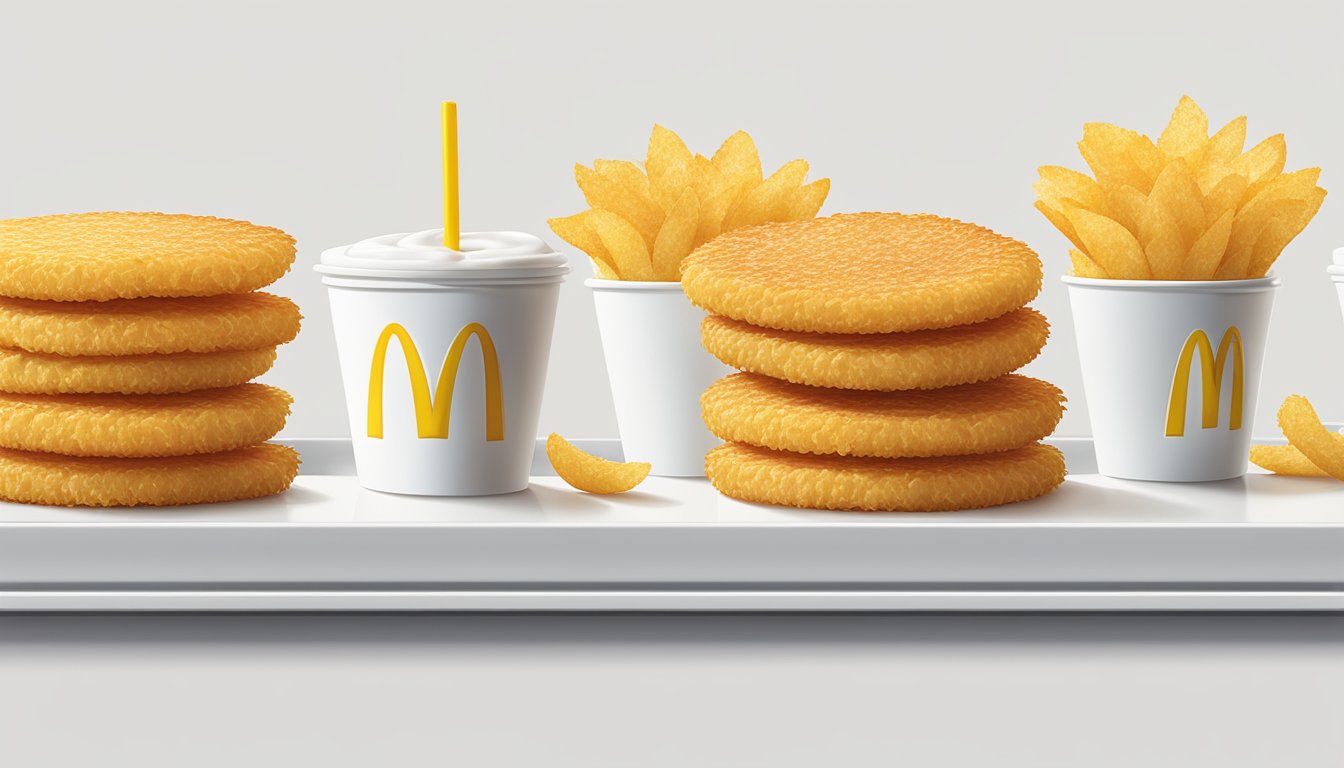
[1232,133,1287,187]
[1137,202,1185,280]
[594,159,655,199]
[1276,395,1344,481]
[724,159,809,230]
[1069,249,1109,278]
[1034,166,1110,214]
[1078,123,1162,193]
[547,211,621,278]
[711,130,764,190]
[1250,443,1330,477]
[1203,174,1249,227]
[1034,201,1086,253]
[574,164,664,250]
[1039,97,1324,281]
[1182,209,1234,280]
[651,189,700,280]
[646,125,694,214]
[691,154,732,203]
[1215,199,1304,279]
[1157,96,1208,162]
[1147,160,1206,249]
[587,210,656,281]
[556,126,827,280]
[1195,116,1247,192]
[786,178,830,220]
[694,187,737,248]
[1249,186,1327,277]
[1104,185,1147,236]
[1063,205,1151,279]
[546,433,651,494]
[1243,167,1322,210]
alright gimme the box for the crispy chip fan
[550,126,830,281]
[1038,96,1326,280]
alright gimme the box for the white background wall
[2,0,1341,440]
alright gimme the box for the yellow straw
[441,101,460,251]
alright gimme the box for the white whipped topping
[1334,247,1344,266]
[321,229,566,272]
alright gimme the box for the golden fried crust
[0,443,300,507]
[0,346,276,395]
[702,373,1064,458]
[0,384,292,457]
[701,309,1049,391]
[1249,444,1329,477]
[0,212,296,300]
[0,292,301,356]
[706,441,1065,512]
[1276,395,1344,480]
[681,212,1043,333]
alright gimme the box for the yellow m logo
[1164,326,1243,437]
[366,322,504,441]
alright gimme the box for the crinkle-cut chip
[711,130,764,190]
[646,125,694,214]
[1277,395,1344,481]
[1148,160,1206,249]
[1182,210,1234,280]
[705,442,1066,512]
[651,189,699,281]
[1137,202,1185,280]
[0,443,299,507]
[681,212,1043,334]
[0,346,276,395]
[1034,166,1111,214]
[576,162,664,250]
[587,210,656,281]
[701,373,1065,459]
[1078,123,1162,193]
[0,384,291,457]
[723,159,809,230]
[0,212,295,301]
[1063,205,1152,279]
[0,292,300,356]
[546,433,650,494]
[1069,249,1110,278]
[700,309,1049,392]
[548,211,621,278]
[786,178,830,220]
[1157,96,1208,161]
[1250,443,1329,478]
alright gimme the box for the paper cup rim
[585,278,684,292]
[315,263,570,281]
[1062,273,1280,293]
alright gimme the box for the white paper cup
[1327,259,1344,322]
[587,279,732,476]
[1064,274,1278,482]
[318,268,565,495]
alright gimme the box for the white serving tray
[0,437,1341,613]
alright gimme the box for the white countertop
[0,438,1341,612]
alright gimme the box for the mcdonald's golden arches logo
[366,322,504,441]
[1164,326,1243,438]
